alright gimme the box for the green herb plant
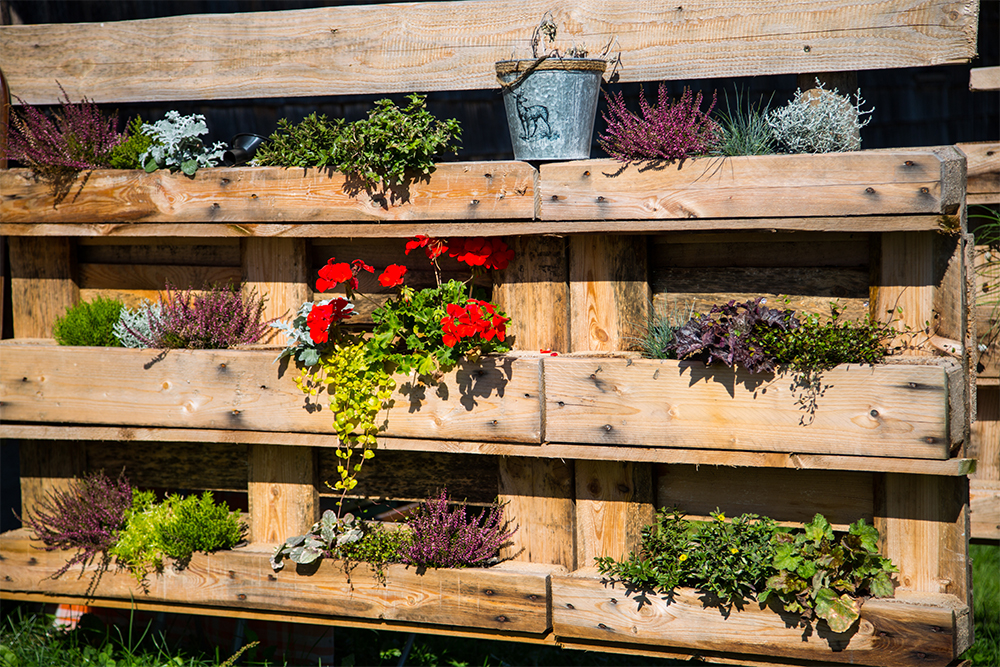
[52,296,125,347]
[597,509,897,634]
[107,116,157,170]
[761,514,897,633]
[253,94,461,193]
[110,490,245,585]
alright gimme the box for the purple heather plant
[599,84,721,162]
[20,471,133,578]
[668,297,800,374]
[402,489,517,569]
[127,283,271,350]
[4,84,126,194]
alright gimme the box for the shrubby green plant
[597,509,897,633]
[107,115,157,170]
[139,111,226,176]
[767,80,873,153]
[110,490,245,584]
[52,296,125,347]
[253,94,461,188]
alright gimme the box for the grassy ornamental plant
[599,84,720,162]
[53,296,125,347]
[711,88,777,156]
[597,509,897,633]
[273,237,513,508]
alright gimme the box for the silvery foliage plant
[270,510,363,570]
[767,80,873,153]
[113,301,161,348]
[139,111,226,176]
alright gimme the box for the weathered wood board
[0,0,977,104]
[0,163,536,224]
[551,570,967,667]
[543,357,957,459]
[0,344,542,443]
[957,142,1000,205]
[0,530,551,634]
[539,151,963,220]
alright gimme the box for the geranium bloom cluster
[405,235,515,271]
[306,298,355,344]
[308,257,409,343]
[440,299,509,348]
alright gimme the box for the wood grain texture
[79,263,241,291]
[969,481,1000,542]
[17,441,85,521]
[87,441,248,492]
[544,357,955,459]
[574,460,653,565]
[970,385,999,481]
[0,164,536,223]
[0,530,551,634]
[0,345,543,443]
[871,231,935,354]
[956,141,1000,204]
[656,465,873,530]
[8,237,78,338]
[493,236,569,352]
[551,570,965,667]
[540,152,962,221]
[0,424,976,476]
[0,0,978,104]
[499,457,576,569]
[568,235,648,353]
[248,444,317,543]
[0,216,956,239]
[241,238,311,344]
[974,247,999,379]
[969,66,1000,92]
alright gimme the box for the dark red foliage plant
[402,489,517,569]
[599,84,721,162]
[4,83,126,199]
[20,470,133,578]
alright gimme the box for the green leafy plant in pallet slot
[273,237,513,510]
[107,115,157,170]
[253,94,460,190]
[597,509,897,633]
[52,296,125,347]
[109,490,245,584]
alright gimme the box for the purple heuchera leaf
[20,471,133,578]
[402,489,517,569]
[668,298,799,374]
[599,84,721,162]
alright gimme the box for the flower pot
[496,58,606,161]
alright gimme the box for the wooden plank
[649,232,870,268]
[0,215,957,239]
[653,292,869,323]
[17,441,85,521]
[568,235,648,353]
[0,0,977,104]
[77,238,241,267]
[956,141,1000,205]
[0,163,536,224]
[8,237,78,338]
[0,424,977,476]
[974,247,999,380]
[241,238,311,346]
[656,465,873,530]
[544,357,954,459]
[498,457,576,569]
[871,231,935,354]
[969,66,1000,92]
[0,529,551,634]
[493,235,569,352]
[87,441,248,493]
[551,570,964,667]
[248,444,317,544]
[79,263,240,291]
[540,151,964,221]
[0,345,543,443]
[574,461,653,566]
[970,386,999,481]
[970,481,1000,542]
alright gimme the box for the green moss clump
[52,296,125,347]
[110,490,246,584]
[107,116,157,169]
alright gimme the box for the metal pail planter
[496,59,606,161]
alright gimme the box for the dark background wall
[3,0,998,159]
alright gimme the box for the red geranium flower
[306,298,354,343]
[440,299,508,348]
[316,259,354,292]
[448,237,515,271]
[405,235,449,261]
[378,264,408,288]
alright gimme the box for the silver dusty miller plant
[139,111,226,176]
[113,301,162,348]
[767,80,873,153]
[270,510,363,570]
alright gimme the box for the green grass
[963,543,1000,666]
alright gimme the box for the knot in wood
[495,615,508,623]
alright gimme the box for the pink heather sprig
[5,83,125,174]
[128,283,271,350]
[599,85,721,162]
[402,489,517,569]
[20,471,133,578]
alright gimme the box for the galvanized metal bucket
[496,59,606,161]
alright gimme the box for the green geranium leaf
[870,570,895,598]
[814,588,859,633]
